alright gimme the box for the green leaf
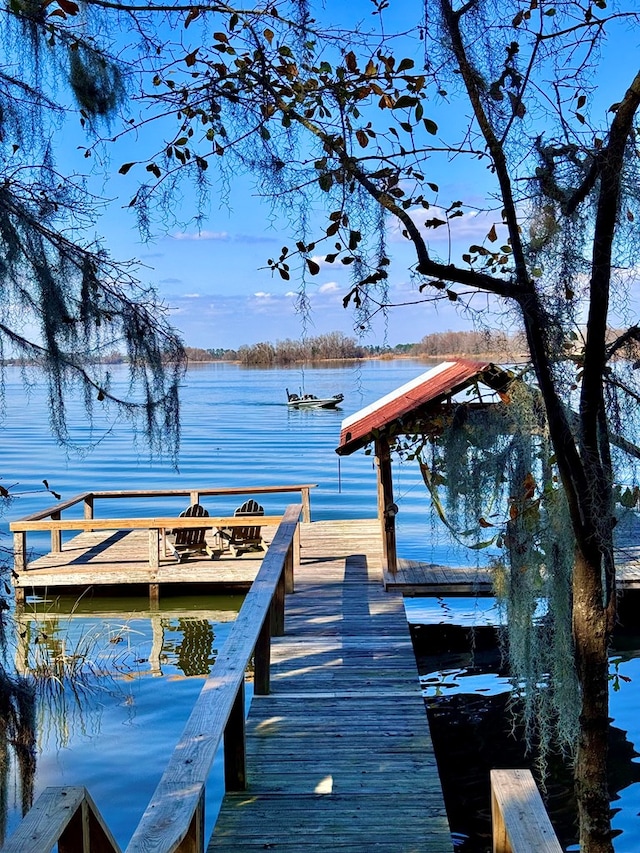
[318,173,333,192]
[467,538,496,550]
[393,95,418,109]
[423,118,438,135]
[119,162,134,175]
[306,259,320,275]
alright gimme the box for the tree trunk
[573,546,613,853]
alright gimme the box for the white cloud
[388,206,507,246]
[318,282,340,294]
[171,230,230,241]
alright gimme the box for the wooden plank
[491,769,562,853]
[11,515,284,532]
[18,485,317,522]
[2,787,121,853]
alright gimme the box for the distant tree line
[1,331,558,367]
[414,330,528,358]
[184,333,408,364]
[167,332,532,364]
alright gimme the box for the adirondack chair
[167,503,217,563]
[220,499,266,557]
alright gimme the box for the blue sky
[80,3,640,351]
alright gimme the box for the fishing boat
[286,389,344,409]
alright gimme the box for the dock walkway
[208,519,453,853]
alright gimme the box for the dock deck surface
[207,519,453,853]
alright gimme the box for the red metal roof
[336,359,492,456]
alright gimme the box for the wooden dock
[386,554,640,596]
[6,501,569,853]
[13,527,274,595]
[208,519,453,853]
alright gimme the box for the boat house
[335,359,514,578]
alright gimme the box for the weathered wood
[301,487,311,523]
[2,786,121,853]
[11,514,284,533]
[13,531,26,573]
[491,769,562,853]
[149,529,159,569]
[17,485,316,522]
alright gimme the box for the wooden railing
[2,503,302,853]
[491,769,563,853]
[10,484,315,572]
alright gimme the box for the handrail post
[83,494,94,520]
[13,531,26,574]
[271,570,286,637]
[284,538,294,594]
[51,510,61,554]
[254,614,271,696]
[301,487,311,522]
[176,788,205,853]
[190,490,200,505]
[148,529,159,569]
[224,681,246,791]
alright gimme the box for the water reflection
[411,602,640,853]
[2,594,242,847]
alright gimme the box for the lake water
[1,360,639,850]
[2,358,469,564]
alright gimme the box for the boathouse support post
[224,681,246,791]
[254,614,271,695]
[375,436,397,575]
